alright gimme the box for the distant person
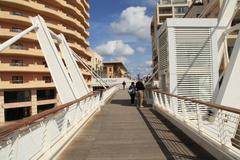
[122,81,126,90]
[136,80,145,108]
[128,82,137,104]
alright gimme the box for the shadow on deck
[138,108,215,159]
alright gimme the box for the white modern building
[157,18,218,101]
[151,0,192,81]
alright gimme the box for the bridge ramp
[57,90,214,160]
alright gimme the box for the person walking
[128,82,136,104]
[136,80,145,108]
[122,81,126,90]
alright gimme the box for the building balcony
[159,13,173,17]
[82,69,91,76]
[1,48,43,57]
[0,11,31,26]
[54,0,90,29]
[78,1,90,19]
[0,15,88,48]
[0,0,88,38]
[36,99,58,106]
[2,98,57,109]
[47,23,89,48]
[69,42,91,58]
[172,0,188,4]
[0,80,55,90]
[82,0,90,11]
[0,63,49,73]
[3,101,32,109]
[0,28,38,41]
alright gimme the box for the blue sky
[88,0,157,78]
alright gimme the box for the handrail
[0,91,98,140]
[148,88,240,114]
[146,87,240,159]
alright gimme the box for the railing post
[181,99,187,121]
[152,91,159,110]
[169,97,175,115]
[159,93,164,108]
[217,110,228,149]
[196,103,202,133]
[164,95,170,111]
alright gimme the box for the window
[10,27,23,32]
[5,107,31,121]
[10,44,26,50]
[159,7,172,14]
[12,76,23,84]
[42,76,52,83]
[37,89,56,100]
[109,68,112,72]
[11,11,25,17]
[42,60,48,67]
[10,59,24,66]
[4,90,31,103]
[37,104,55,113]
[174,6,189,14]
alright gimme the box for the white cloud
[128,0,157,7]
[141,0,157,6]
[145,60,152,66]
[95,40,134,56]
[136,47,145,55]
[110,7,152,41]
[127,61,153,78]
[112,56,129,64]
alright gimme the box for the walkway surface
[57,90,215,160]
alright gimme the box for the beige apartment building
[151,0,192,80]
[103,62,128,78]
[0,0,91,123]
[91,50,103,76]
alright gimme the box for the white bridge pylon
[0,15,104,103]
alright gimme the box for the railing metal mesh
[0,86,119,160]
[146,89,240,159]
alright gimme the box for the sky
[88,0,157,78]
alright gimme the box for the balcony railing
[145,89,240,159]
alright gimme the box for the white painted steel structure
[145,89,240,160]
[0,0,240,159]
[0,86,118,160]
[0,15,120,159]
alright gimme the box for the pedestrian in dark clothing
[128,82,136,104]
[122,81,126,90]
[136,80,145,107]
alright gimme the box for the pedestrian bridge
[0,87,239,160]
[57,90,214,160]
[1,2,240,158]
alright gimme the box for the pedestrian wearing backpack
[128,82,136,104]
[136,80,145,108]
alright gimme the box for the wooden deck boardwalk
[57,90,215,160]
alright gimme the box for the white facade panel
[157,18,218,101]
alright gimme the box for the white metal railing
[145,89,240,160]
[0,86,119,160]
